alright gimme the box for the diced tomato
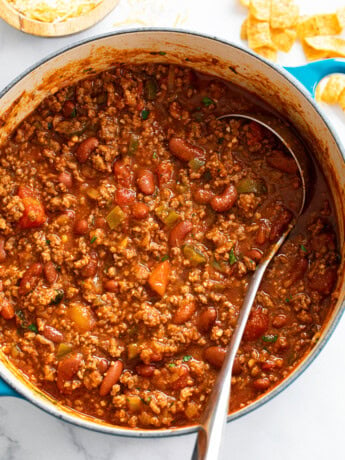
[115,188,136,206]
[17,186,46,229]
[246,122,265,146]
[113,160,134,188]
[243,306,269,341]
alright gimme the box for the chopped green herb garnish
[46,239,51,245]
[285,294,292,303]
[183,355,192,362]
[168,363,176,368]
[27,323,38,333]
[47,122,53,130]
[141,109,150,120]
[228,66,238,74]
[51,289,64,305]
[202,96,215,107]
[161,255,169,262]
[90,236,97,244]
[152,152,158,159]
[229,249,237,265]
[150,51,166,56]
[218,137,225,144]
[185,57,191,62]
[262,334,278,343]
[300,244,307,252]
[71,108,77,118]
[140,396,152,405]
[83,67,93,73]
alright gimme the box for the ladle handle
[191,250,278,460]
[285,58,345,97]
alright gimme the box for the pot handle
[284,58,345,96]
[0,377,20,397]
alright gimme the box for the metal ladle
[191,113,310,460]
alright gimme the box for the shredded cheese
[6,0,103,23]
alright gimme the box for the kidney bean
[309,267,337,296]
[255,221,269,245]
[173,300,196,324]
[0,297,15,320]
[253,378,270,391]
[57,353,82,392]
[113,159,134,188]
[103,279,119,293]
[246,249,263,263]
[197,307,217,332]
[99,360,123,396]
[95,357,109,374]
[43,325,64,343]
[232,357,242,376]
[62,101,76,118]
[193,188,214,204]
[168,137,204,161]
[169,221,193,247]
[243,306,269,341]
[136,364,155,378]
[269,209,293,242]
[136,169,155,195]
[75,137,99,163]
[44,261,58,285]
[81,252,98,278]
[74,218,89,235]
[58,171,72,189]
[0,238,6,262]
[210,184,238,212]
[131,202,149,219]
[19,263,43,295]
[204,346,226,369]
[157,161,174,186]
[267,150,298,174]
[115,188,136,206]
[272,314,287,329]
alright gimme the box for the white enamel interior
[0,30,344,438]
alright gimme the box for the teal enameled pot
[0,29,344,437]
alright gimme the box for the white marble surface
[1,0,345,459]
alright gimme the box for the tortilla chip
[338,88,345,111]
[302,40,328,61]
[336,7,345,29]
[253,46,277,61]
[303,36,345,60]
[316,75,345,103]
[297,14,342,38]
[270,0,299,29]
[241,18,248,40]
[247,16,275,50]
[240,0,250,7]
[249,0,271,21]
[271,28,297,52]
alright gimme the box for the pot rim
[0,27,344,438]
